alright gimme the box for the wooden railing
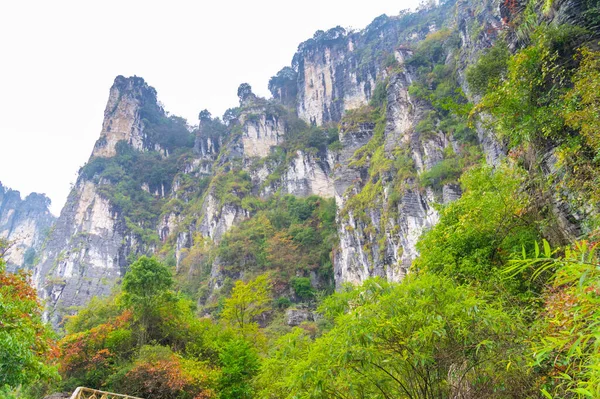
[69,387,143,399]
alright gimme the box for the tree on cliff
[236,83,254,104]
[221,274,272,339]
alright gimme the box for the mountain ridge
[28,0,503,325]
[10,0,595,329]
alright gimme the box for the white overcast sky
[0,0,420,215]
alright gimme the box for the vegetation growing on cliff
[6,0,600,397]
[209,194,337,307]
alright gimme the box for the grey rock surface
[0,182,55,271]
[286,308,314,326]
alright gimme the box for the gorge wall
[29,0,543,325]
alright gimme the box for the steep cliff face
[332,68,451,285]
[33,76,192,326]
[269,7,453,127]
[240,108,284,158]
[280,151,334,198]
[0,182,55,271]
[93,76,149,157]
[33,180,130,325]
[455,0,506,165]
[34,0,535,319]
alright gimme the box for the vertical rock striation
[92,76,151,157]
[332,68,446,286]
[33,76,163,326]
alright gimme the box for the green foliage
[221,274,272,338]
[554,48,600,228]
[223,108,241,126]
[475,24,589,147]
[466,42,510,96]
[277,274,533,398]
[199,113,229,143]
[237,83,253,103]
[58,311,135,390]
[57,255,221,396]
[563,47,600,154]
[415,163,541,296]
[137,91,194,152]
[123,256,174,345]
[81,141,195,245]
[274,297,292,309]
[419,145,481,189]
[0,251,58,391]
[145,115,195,152]
[253,328,313,398]
[290,277,314,300]
[123,256,173,308]
[369,79,388,108]
[281,109,339,154]
[340,105,378,134]
[506,240,600,397]
[419,155,462,187]
[340,106,389,224]
[217,339,259,399]
[216,195,336,298]
[471,25,600,238]
[212,169,252,208]
[64,294,122,334]
[408,32,476,145]
[268,67,297,107]
[406,29,456,69]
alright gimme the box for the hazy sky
[0,0,420,215]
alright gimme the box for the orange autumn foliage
[58,310,133,376]
[124,355,215,399]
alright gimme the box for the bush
[280,274,534,398]
[113,346,215,399]
[415,163,541,297]
[0,263,57,390]
[217,340,259,399]
[466,42,510,95]
[291,277,314,300]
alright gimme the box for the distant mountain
[0,182,55,272]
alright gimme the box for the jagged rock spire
[92,76,158,157]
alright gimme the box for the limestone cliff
[240,107,284,158]
[35,0,556,319]
[33,75,191,326]
[93,76,151,157]
[33,180,130,325]
[331,68,448,285]
[0,182,55,271]
[270,8,452,126]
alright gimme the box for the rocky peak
[280,4,455,127]
[237,83,258,107]
[0,182,55,271]
[92,75,158,157]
